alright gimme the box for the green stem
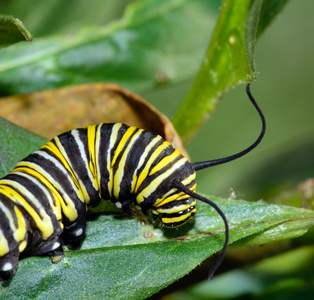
[173,0,261,144]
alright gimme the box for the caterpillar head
[158,84,265,278]
[137,84,265,279]
[135,167,197,227]
[153,192,197,228]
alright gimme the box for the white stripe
[15,160,79,221]
[33,150,84,202]
[94,124,102,194]
[106,123,122,197]
[71,129,98,196]
[0,178,54,237]
[131,135,163,193]
[13,171,62,220]
[113,129,142,198]
[0,200,16,234]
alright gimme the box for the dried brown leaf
[0,83,188,157]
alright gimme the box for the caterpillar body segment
[0,123,196,277]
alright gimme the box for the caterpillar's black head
[153,194,197,228]
[134,143,197,228]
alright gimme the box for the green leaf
[0,117,47,177]
[257,0,290,38]
[0,0,220,95]
[1,195,313,299]
[0,0,135,37]
[0,15,32,48]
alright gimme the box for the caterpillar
[0,84,265,281]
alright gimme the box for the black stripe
[0,184,45,226]
[57,129,100,207]
[157,197,194,210]
[112,129,160,210]
[0,194,28,255]
[136,153,183,195]
[138,160,194,211]
[3,173,60,227]
[22,152,85,220]
[161,208,193,220]
[0,194,19,242]
[132,137,165,190]
[97,124,114,200]
[111,127,140,175]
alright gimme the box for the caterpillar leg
[0,247,19,281]
[61,211,87,250]
[24,234,66,267]
[0,270,12,282]
[47,246,65,264]
[20,228,63,258]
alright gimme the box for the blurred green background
[2,0,312,204]
[144,0,314,202]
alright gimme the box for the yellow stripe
[93,124,102,194]
[87,124,98,180]
[111,126,137,166]
[0,184,53,239]
[153,176,196,207]
[13,163,78,221]
[13,206,27,243]
[113,128,142,198]
[41,140,80,190]
[134,142,170,194]
[107,123,123,196]
[161,213,191,225]
[182,175,196,187]
[12,167,62,220]
[0,228,9,256]
[155,192,190,207]
[19,240,27,252]
[157,176,195,200]
[156,203,194,214]
[136,157,187,204]
[149,149,181,175]
[130,135,163,194]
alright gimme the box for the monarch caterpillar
[0,84,265,281]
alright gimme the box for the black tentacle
[192,84,266,171]
[171,179,229,279]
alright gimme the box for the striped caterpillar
[0,84,265,281]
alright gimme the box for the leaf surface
[1,197,313,299]
[0,117,46,177]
